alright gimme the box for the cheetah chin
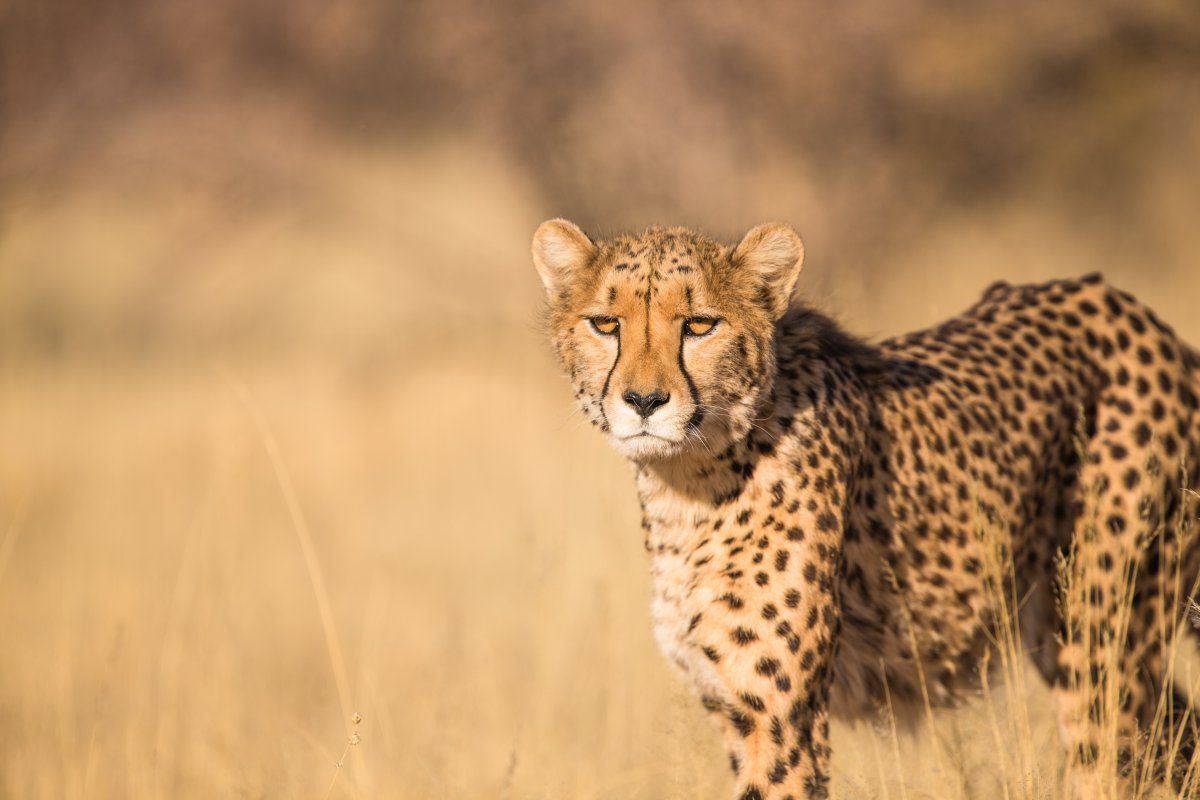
[533,219,1200,800]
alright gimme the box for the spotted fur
[531,220,1200,799]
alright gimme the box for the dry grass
[1,118,1199,798]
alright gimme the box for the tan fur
[532,222,1200,799]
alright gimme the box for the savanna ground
[2,2,1200,798]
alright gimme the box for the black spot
[720,593,745,610]
[764,718,784,749]
[757,657,780,676]
[730,710,756,737]
[740,692,766,712]
[1104,293,1123,316]
[1181,383,1199,410]
[732,627,758,645]
[1133,421,1152,446]
[1123,468,1139,490]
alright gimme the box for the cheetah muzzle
[531,219,1200,800]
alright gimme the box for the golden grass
[1,128,1198,798]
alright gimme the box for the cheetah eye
[589,317,619,336]
[684,318,719,337]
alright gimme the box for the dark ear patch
[732,223,805,319]
[531,219,596,298]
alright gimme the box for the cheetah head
[532,220,804,462]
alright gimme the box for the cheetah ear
[532,219,597,298]
[732,223,805,319]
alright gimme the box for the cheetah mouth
[621,432,678,443]
[616,431,691,460]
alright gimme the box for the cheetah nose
[623,389,670,419]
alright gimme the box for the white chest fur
[639,480,727,702]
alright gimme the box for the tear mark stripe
[680,324,704,431]
[600,326,622,415]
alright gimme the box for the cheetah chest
[647,536,727,701]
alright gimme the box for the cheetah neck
[632,412,771,550]
[635,459,728,542]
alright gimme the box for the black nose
[623,390,670,419]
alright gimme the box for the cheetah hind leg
[1146,462,1200,792]
[1054,466,1200,795]
[1151,538,1200,792]
[1119,564,1200,794]
[1051,455,1169,794]
[1122,589,1200,794]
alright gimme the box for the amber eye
[589,317,619,335]
[684,318,718,336]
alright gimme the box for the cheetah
[531,220,1200,799]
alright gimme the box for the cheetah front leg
[704,543,842,800]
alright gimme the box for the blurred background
[1,1,1199,797]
